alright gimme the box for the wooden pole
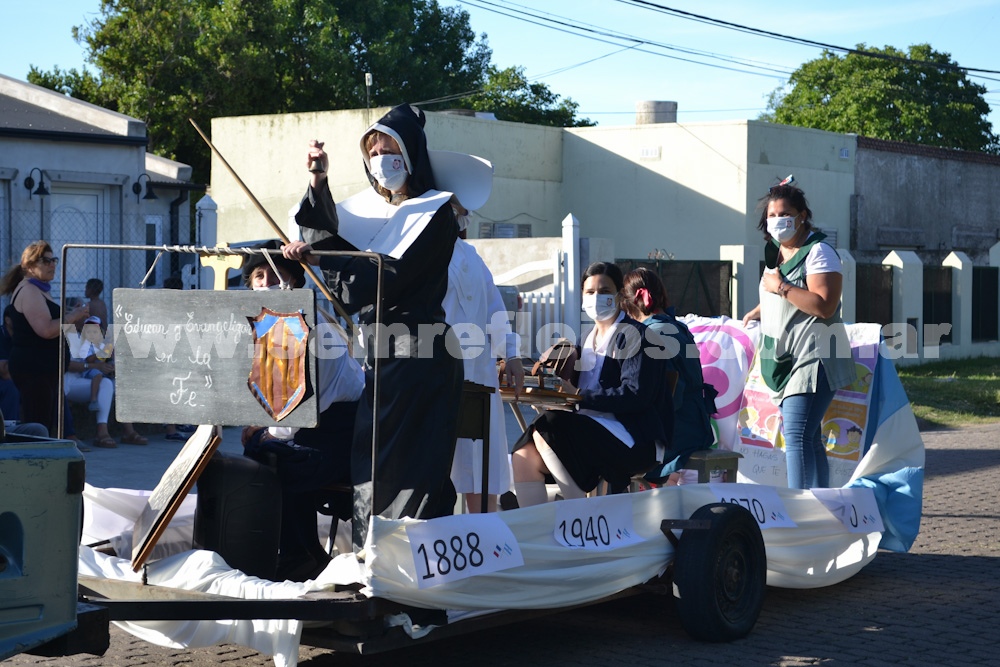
[188,119,356,341]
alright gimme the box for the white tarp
[81,482,882,666]
[366,484,883,608]
[79,318,923,665]
[78,546,309,667]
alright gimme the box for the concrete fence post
[721,244,761,320]
[838,248,856,324]
[943,251,972,351]
[195,195,218,290]
[883,250,923,361]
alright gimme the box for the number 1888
[416,532,484,580]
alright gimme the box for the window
[478,222,532,239]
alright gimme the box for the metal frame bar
[56,243,383,521]
[60,243,520,650]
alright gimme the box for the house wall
[560,121,750,261]
[211,111,859,264]
[853,141,1000,266]
[210,108,564,244]
[1,75,194,308]
[0,136,151,301]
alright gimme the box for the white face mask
[455,213,470,232]
[766,215,798,243]
[370,153,408,192]
[583,293,618,322]
[252,284,282,291]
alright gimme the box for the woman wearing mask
[621,267,717,483]
[741,177,854,489]
[239,241,365,580]
[282,104,464,547]
[511,262,669,506]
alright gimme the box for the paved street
[8,421,999,667]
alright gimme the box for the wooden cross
[199,245,244,291]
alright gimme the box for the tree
[763,44,998,153]
[40,0,494,183]
[457,65,594,127]
[26,66,108,107]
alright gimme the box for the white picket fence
[517,291,563,358]
[492,252,581,359]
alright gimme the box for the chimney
[635,101,678,125]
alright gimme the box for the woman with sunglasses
[741,179,855,489]
[0,241,90,434]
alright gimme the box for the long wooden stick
[189,118,355,341]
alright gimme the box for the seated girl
[77,315,112,411]
[511,262,670,506]
[65,315,147,447]
[621,268,717,484]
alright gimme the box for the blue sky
[3,0,999,131]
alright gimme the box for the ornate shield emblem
[247,307,310,421]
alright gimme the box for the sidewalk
[79,426,245,490]
[80,405,534,491]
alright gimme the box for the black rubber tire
[673,502,767,642]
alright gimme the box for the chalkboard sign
[113,288,320,427]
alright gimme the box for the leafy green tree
[458,65,594,127]
[763,44,998,153]
[38,0,494,182]
[26,65,108,107]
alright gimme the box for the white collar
[336,188,453,259]
[585,311,625,354]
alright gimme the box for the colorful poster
[680,316,759,452]
[735,323,882,487]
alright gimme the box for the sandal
[121,431,149,446]
[93,435,118,449]
[65,435,91,452]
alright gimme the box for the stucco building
[0,73,202,305]
[208,105,1000,360]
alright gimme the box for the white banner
[405,513,524,589]
[552,495,645,551]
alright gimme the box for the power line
[458,0,794,79]
[533,44,640,79]
[414,0,794,109]
[412,46,633,108]
[429,1,998,123]
[615,0,1000,81]
[495,0,794,75]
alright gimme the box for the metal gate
[972,266,999,342]
[615,259,733,317]
[855,264,893,326]
[923,266,952,345]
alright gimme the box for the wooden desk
[500,387,581,432]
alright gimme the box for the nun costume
[292,104,491,548]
